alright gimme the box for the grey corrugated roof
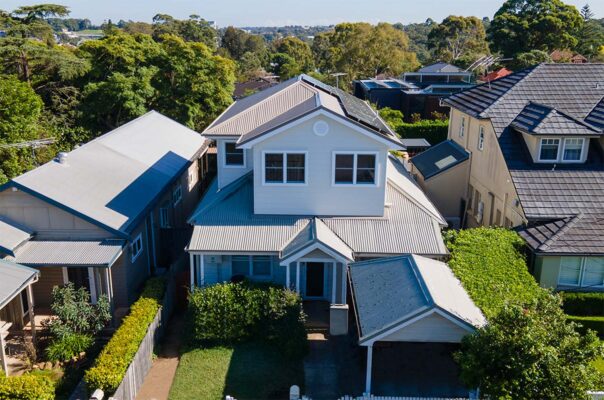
[349,255,485,343]
[188,158,447,256]
[0,217,32,256]
[0,260,38,309]
[9,111,205,236]
[281,218,354,261]
[510,102,601,136]
[400,138,431,148]
[7,239,125,267]
[204,75,400,146]
[418,62,464,74]
[410,140,469,180]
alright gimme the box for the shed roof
[410,140,469,180]
[0,260,38,309]
[400,138,431,148]
[7,240,125,267]
[349,255,486,344]
[0,217,33,256]
[6,112,206,236]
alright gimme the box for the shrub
[0,373,55,400]
[561,292,604,316]
[568,316,604,339]
[85,277,166,393]
[46,333,94,362]
[396,119,449,145]
[446,227,547,319]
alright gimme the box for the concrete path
[304,332,339,400]
[135,314,185,400]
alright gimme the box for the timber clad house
[410,63,604,292]
[0,112,212,313]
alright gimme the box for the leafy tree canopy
[151,13,217,49]
[575,4,604,59]
[509,49,552,70]
[273,36,314,75]
[428,16,490,68]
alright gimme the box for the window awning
[0,218,33,257]
[0,260,38,309]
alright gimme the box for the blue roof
[410,140,469,180]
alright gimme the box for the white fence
[589,392,604,400]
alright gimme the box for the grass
[168,341,304,400]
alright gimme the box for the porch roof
[0,260,38,309]
[0,217,33,257]
[281,218,354,263]
[6,239,125,268]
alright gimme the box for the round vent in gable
[313,120,329,136]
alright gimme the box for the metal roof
[204,75,400,146]
[349,255,486,343]
[0,217,32,256]
[400,138,431,148]
[0,260,38,309]
[8,111,205,235]
[188,157,447,256]
[410,140,469,180]
[7,239,125,267]
[281,218,354,261]
[510,102,602,136]
[417,62,465,74]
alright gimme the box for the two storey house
[410,64,604,292]
[186,75,449,332]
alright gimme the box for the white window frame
[172,185,182,206]
[557,256,604,289]
[331,151,380,187]
[561,137,585,163]
[223,141,246,168]
[459,117,465,138]
[582,257,604,288]
[538,138,561,162]
[261,151,308,186]
[130,233,143,263]
[477,126,485,151]
[159,207,170,228]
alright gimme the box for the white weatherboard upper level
[203,75,403,217]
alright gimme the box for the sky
[2,0,603,27]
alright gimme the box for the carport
[349,255,486,395]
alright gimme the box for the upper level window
[539,138,560,161]
[263,152,306,184]
[477,126,485,150]
[224,142,244,166]
[130,234,143,263]
[334,153,377,185]
[172,185,182,206]
[562,138,584,161]
[459,117,466,138]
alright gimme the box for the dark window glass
[232,256,249,276]
[252,255,271,276]
[356,154,376,184]
[286,154,305,183]
[265,153,284,182]
[539,139,559,161]
[335,154,354,184]
[225,143,244,165]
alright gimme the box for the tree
[379,107,404,130]
[456,295,603,399]
[273,37,314,74]
[510,49,552,69]
[428,16,490,67]
[152,14,217,49]
[270,53,301,80]
[575,4,604,59]
[397,19,438,65]
[489,0,583,58]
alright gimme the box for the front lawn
[168,341,304,400]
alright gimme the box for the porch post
[88,267,97,304]
[62,267,69,285]
[295,262,300,294]
[285,264,291,289]
[0,329,7,376]
[331,262,336,304]
[27,285,36,345]
[342,263,348,304]
[365,344,373,395]
[189,253,195,291]
[198,254,205,286]
[104,268,114,315]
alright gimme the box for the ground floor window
[230,255,272,278]
[558,256,604,288]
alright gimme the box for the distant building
[353,62,475,121]
[550,50,588,64]
[233,76,278,99]
[481,68,513,83]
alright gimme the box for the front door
[305,262,325,298]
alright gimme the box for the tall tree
[397,19,437,65]
[575,4,604,59]
[152,14,217,49]
[273,37,314,74]
[488,0,583,58]
[428,16,490,67]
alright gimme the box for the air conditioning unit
[207,255,222,264]
[475,201,484,224]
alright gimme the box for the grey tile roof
[7,239,125,267]
[0,260,38,309]
[349,255,485,343]
[410,140,469,180]
[510,102,602,136]
[400,138,431,148]
[188,158,447,256]
[0,217,33,256]
[204,75,400,146]
[586,97,604,129]
[8,112,206,235]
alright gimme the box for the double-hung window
[539,138,560,161]
[477,126,485,151]
[334,152,377,185]
[224,142,244,166]
[558,257,604,288]
[562,138,584,162]
[263,152,306,184]
[130,234,143,262]
[459,117,466,138]
[230,255,272,278]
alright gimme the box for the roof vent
[596,83,604,90]
[56,152,69,164]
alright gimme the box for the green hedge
[568,316,604,338]
[396,119,449,145]
[0,374,55,400]
[188,282,308,360]
[561,292,604,317]
[445,228,547,320]
[85,277,166,393]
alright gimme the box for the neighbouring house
[233,76,278,99]
[353,62,475,121]
[186,74,449,333]
[400,138,431,157]
[0,111,212,313]
[480,67,512,83]
[349,254,486,394]
[550,50,588,64]
[409,63,604,292]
